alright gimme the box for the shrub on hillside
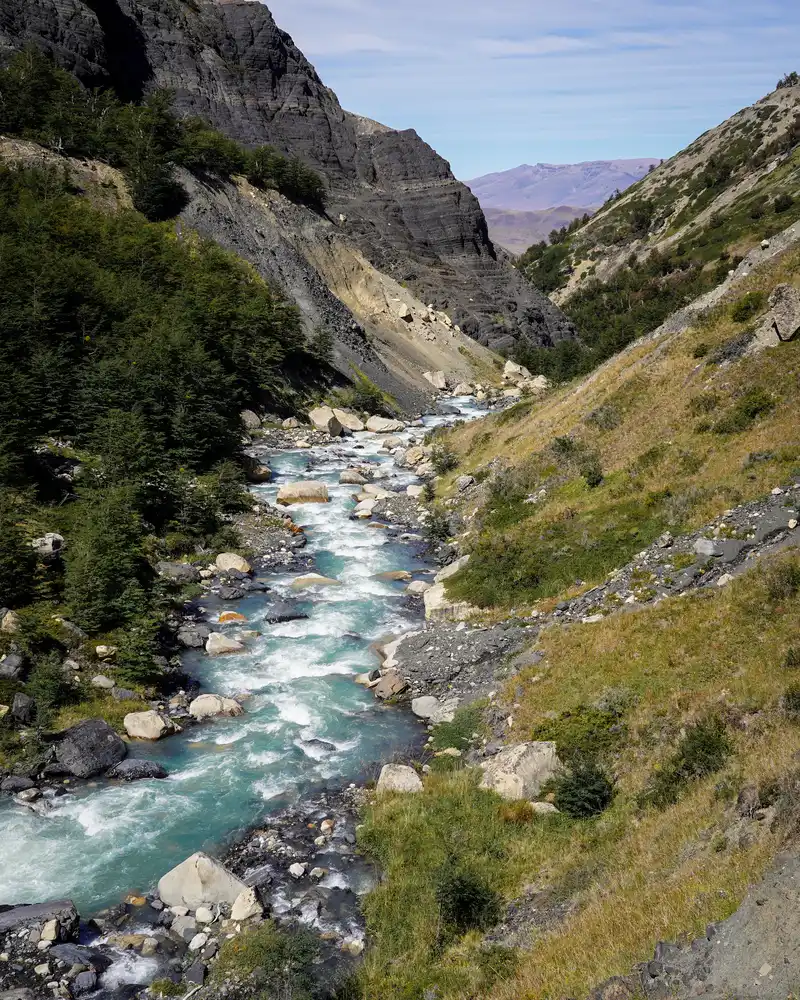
[552,760,614,818]
[431,444,459,475]
[532,706,624,763]
[775,193,795,214]
[0,495,36,608]
[783,683,800,716]
[641,717,732,809]
[777,71,800,89]
[730,290,767,324]
[26,651,77,723]
[765,559,800,603]
[712,388,775,434]
[213,921,318,1000]
[435,861,501,934]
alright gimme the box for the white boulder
[423,371,448,391]
[230,887,263,922]
[332,409,366,433]
[124,711,175,741]
[376,764,423,795]
[158,852,248,909]
[479,742,561,801]
[189,694,244,720]
[308,406,342,437]
[366,416,405,434]
[434,555,470,583]
[216,553,252,574]
[340,469,367,486]
[276,482,330,505]
[240,410,261,431]
[205,633,245,656]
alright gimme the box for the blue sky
[264,0,800,179]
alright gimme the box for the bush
[245,146,326,210]
[430,703,484,752]
[423,507,451,543]
[532,706,624,763]
[777,71,800,89]
[431,444,459,475]
[580,454,604,489]
[765,559,800,602]
[213,921,318,1000]
[784,647,800,670]
[784,684,800,715]
[552,760,614,818]
[0,494,36,608]
[26,651,77,722]
[499,800,535,824]
[730,291,767,324]
[435,861,501,934]
[584,404,621,431]
[775,193,795,214]
[712,388,775,434]
[642,717,732,809]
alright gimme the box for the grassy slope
[356,552,800,999]
[442,245,800,610]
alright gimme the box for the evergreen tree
[0,492,36,608]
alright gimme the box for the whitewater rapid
[0,400,481,913]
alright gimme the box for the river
[0,399,482,914]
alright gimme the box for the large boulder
[405,446,427,466]
[124,711,176,741]
[434,555,471,583]
[230,887,263,922]
[240,409,261,431]
[215,553,252,574]
[452,382,473,396]
[156,561,201,585]
[376,764,423,795]
[373,670,408,700]
[0,651,25,680]
[423,370,448,390]
[424,584,475,621]
[276,482,330,505]
[0,900,79,937]
[503,360,532,383]
[366,416,405,434]
[290,574,341,591]
[177,623,212,649]
[10,692,35,725]
[31,533,65,560]
[332,409,365,433]
[340,469,367,485]
[478,742,561,801]
[308,406,342,437]
[55,719,127,778]
[157,852,248,909]
[205,633,245,655]
[189,694,244,720]
[106,759,168,781]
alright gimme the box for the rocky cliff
[0,0,575,356]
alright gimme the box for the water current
[0,399,482,915]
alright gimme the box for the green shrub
[0,493,36,608]
[213,921,318,999]
[532,706,624,763]
[435,861,501,934]
[245,145,326,210]
[775,193,795,213]
[584,404,621,431]
[149,980,183,998]
[730,291,767,323]
[431,444,459,475]
[692,342,710,358]
[641,717,732,809]
[552,760,615,818]
[689,392,720,416]
[423,507,451,543]
[784,647,800,670]
[26,651,78,722]
[580,454,604,488]
[765,559,800,603]
[784,683,800,715]
[430,703,484,752]
[712,388,775,434]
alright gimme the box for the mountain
[514,78,800,378]
[467,159,660,212]
[0,0,576,373]
[482,205,592,255]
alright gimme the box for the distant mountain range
[467,159,660,253]
[467,159,660,212]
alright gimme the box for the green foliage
[532,706,624,763]
[641,717,732,809]
[431,444,459,475]
[765,558,800,603]
[517,240,572,294]
[430,703,484,752]
[26,651,77,722]
[0,492,36,608]
[63,487,149,633]
[213,921,319,1000]
[552,760,615,818]
[777,71,800,89]
[730,290,767,323]
[712,388,775,434]
[580,453,604,488]
[783,683,800,715]
[584,404,621,431]
[775,192,795,213]
[245,145,326,210]
[784,647,800,670]
[435,861,501,934]
[423,507,451,543]
[149,980,183,998]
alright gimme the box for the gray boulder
[54,719,127,778]
[70,971,97,995]
[177,623,212,649]
[0,652,26,680]
[106,760,168,781]
[1,776,35,794]
[11,693,35,725]
[49,944,111,971]
[156,561,201,585]
[0,900,79,936]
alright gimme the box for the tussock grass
[356,552,800,1000]
[442,249,800,609]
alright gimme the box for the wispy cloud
[264,0,800,177]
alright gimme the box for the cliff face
[0,0,576,354]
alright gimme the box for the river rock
[366,416,405,433]
[479,742,561,801]
[411,696,440,719]
[405,446,427,466]
[189,694,244,720]
[1,775,35,793]
[276,481,330,505]
[262,601,308,624]
[452,383,473,396]
[247,463,273,483]
[290,574,341,591]
[158,852,249,909]
[373,670,408,700]
[282,417,300,429]
[332,409,365,433]
[340,469,367,485]
[376,764,423,794]
[31,532,64,560]
[70,971,97,995]
[503,360,532,383]
[230,887,263,922]
[177,623,212,648]
[423,370,448,390]
[240,410,261,431]
[124,711,176,741]
[54,720,126,778]
[49,943,111,971]
[308,405,342,436]
[215,552,252,574]
[0,900,79,936]
[156,561,201,584]
[205,633,245,655]
[106,760,168,781]
[11,692,35,724]
[406,580,431,596]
